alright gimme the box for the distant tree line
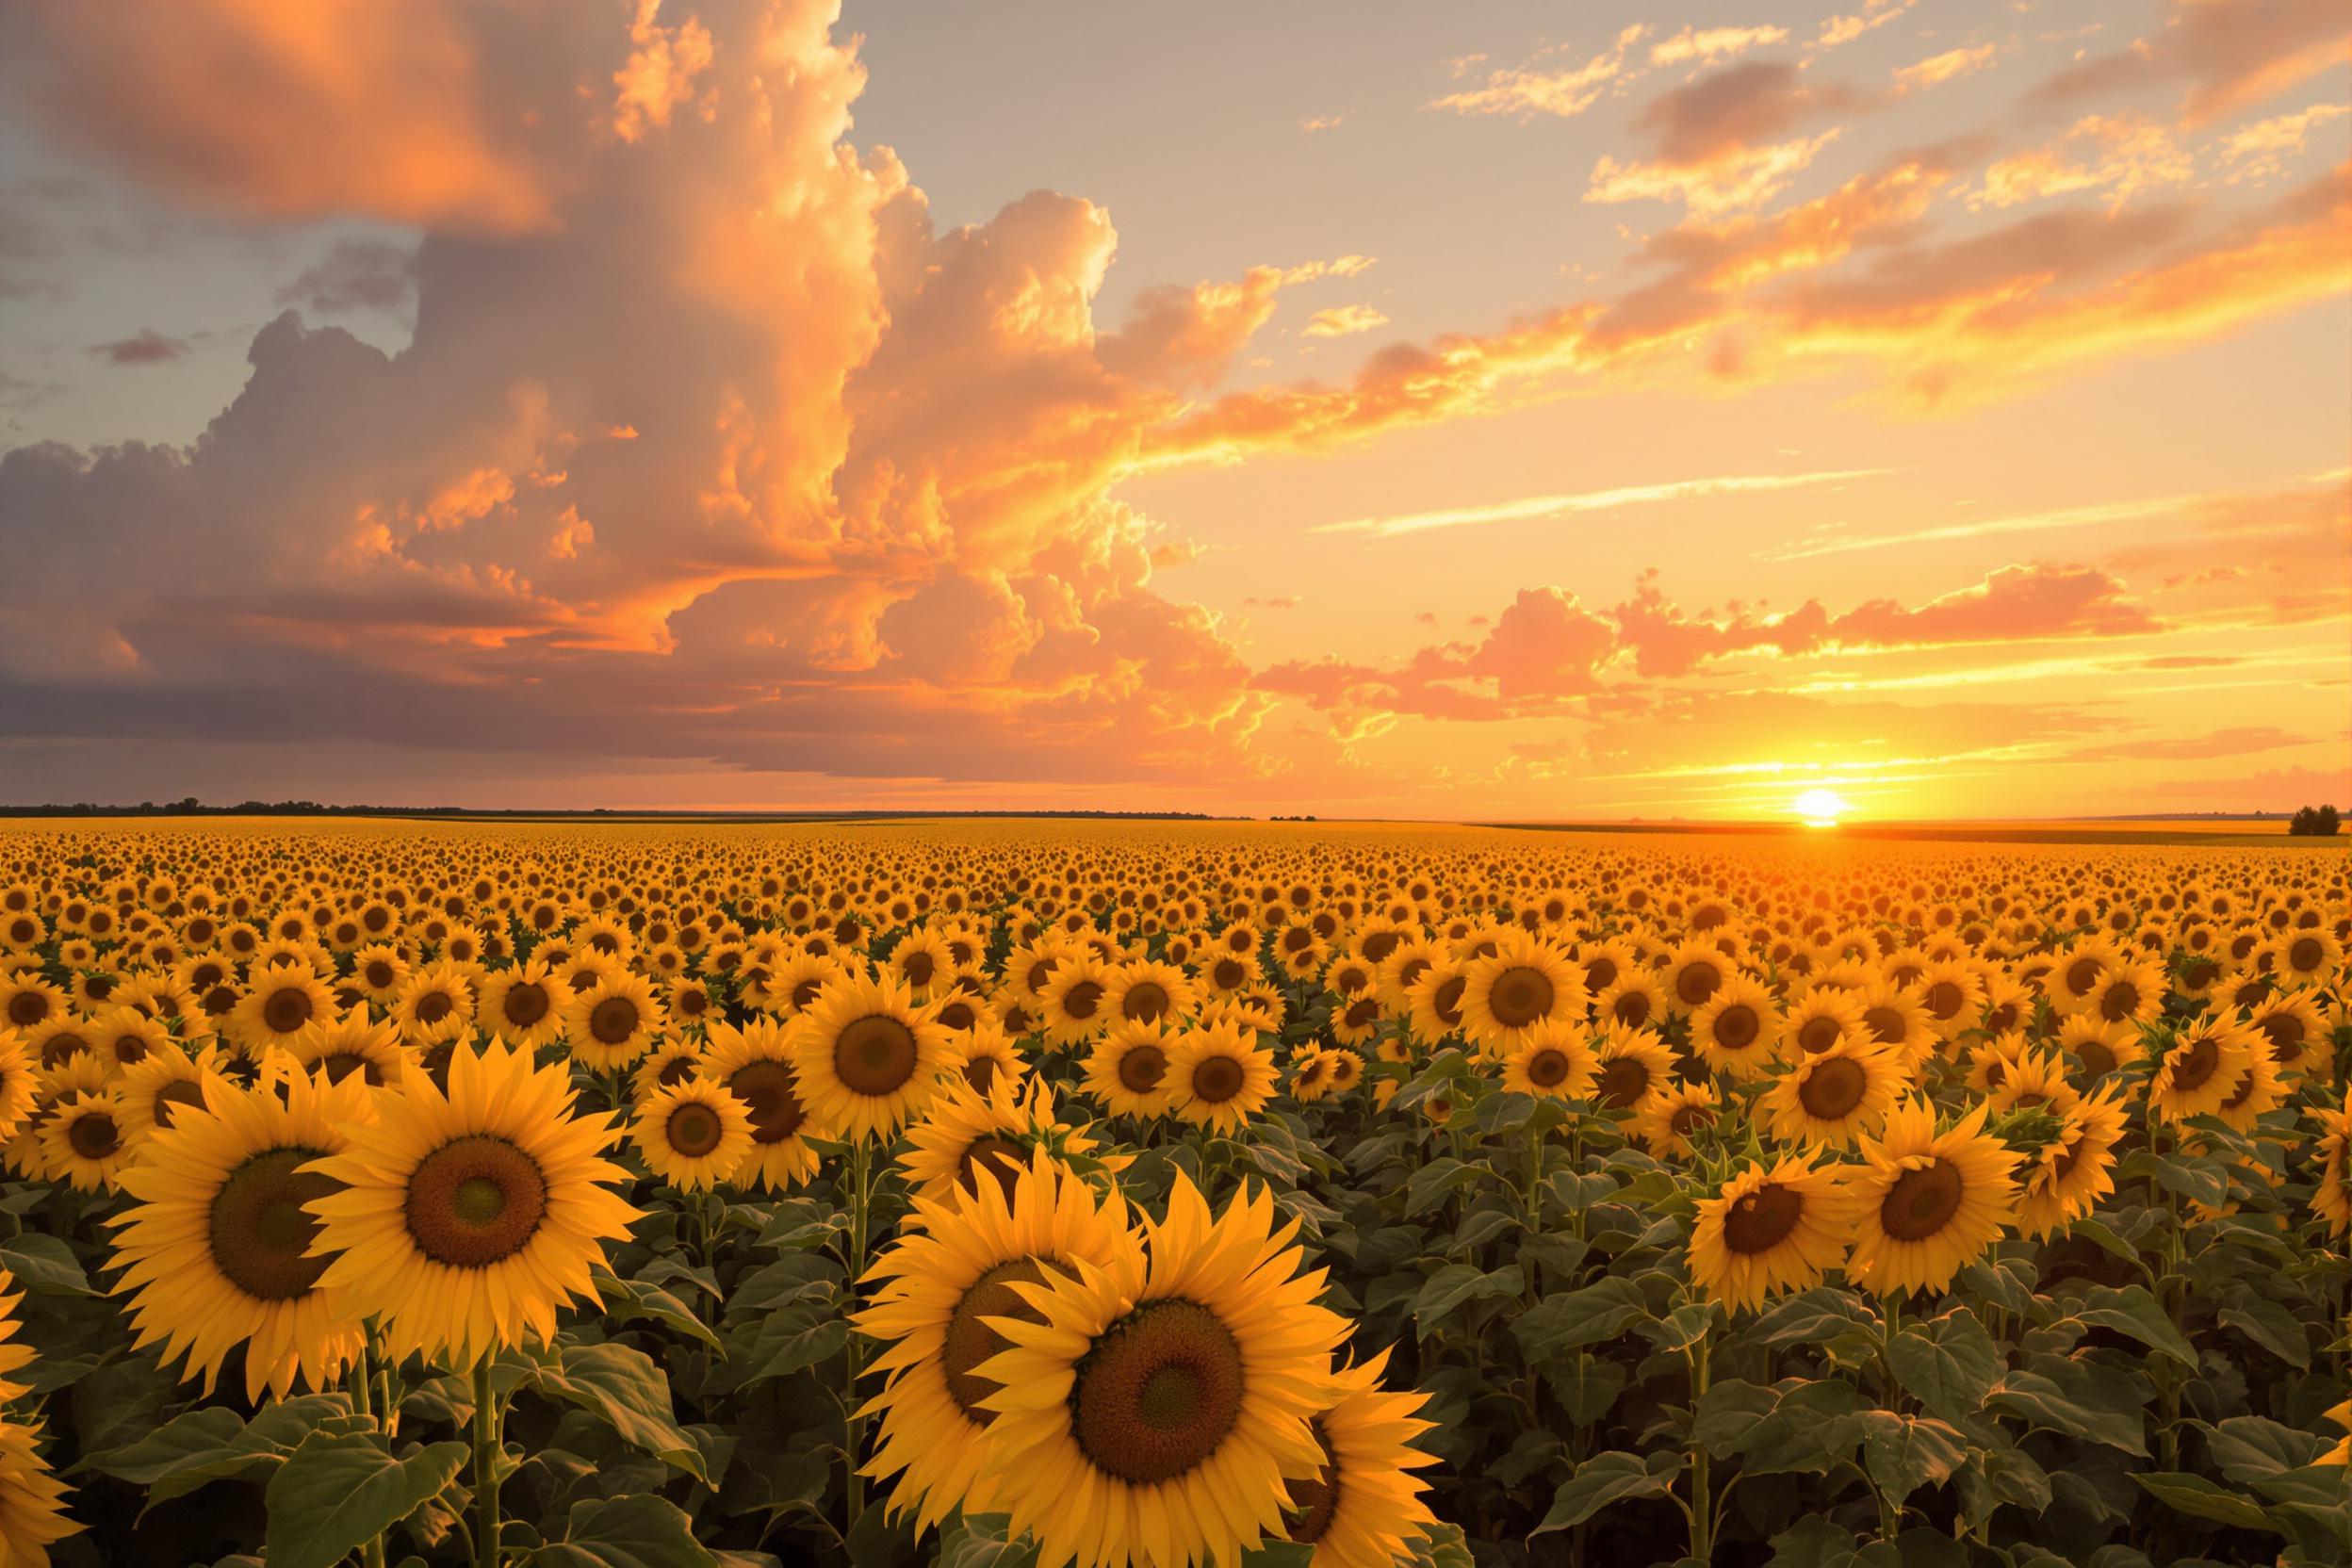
[2288,804,2341,836]
[0,800,1230,821]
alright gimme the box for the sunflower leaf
[262,1430,468,1568]
[527,1494,721,1568]
[2131,1471,2277,1534]
[528,1342,711,1482]
[1886,1307,2000,1423]
[1530,1450,1674,1534]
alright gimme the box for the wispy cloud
[1314,466,1892,538]
[1761,492,2197,561]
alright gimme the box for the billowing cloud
[2027,0,2350,126]
[277,238,419,318]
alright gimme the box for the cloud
[1893,44,1999,93]
[2219,101,2352,182]
[1651,25,1789,67]
[2063,726,2311,762]
[1428,25,1645,120]
[1968,116,2195,210]
[1299,114,1343,133]
[1301,303,1388,337]
[89,328,190,365]
[1825,562,2161,646]
[1586,59,1870,213]
[1588,132,1844,214]
[1314,466,1889,538]
[277,238,419,318]
[1815,0,1921,51]
[2027,0,2351,126]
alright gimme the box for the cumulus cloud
[276,238,419,318]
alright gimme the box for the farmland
[0,817,2342,1568]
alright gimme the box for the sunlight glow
[1793,788,1851,826]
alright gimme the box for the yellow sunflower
[1592,1027,1677,1110]
[1085,1021,1178,1120]
[896,1078,1048,1205]
[788,972,959,1143]
[109,1064,375,1401]
[284,1014,413,1088]
[1777,984,1867,1056]
[631,1077,753,1192]
[1690,974,1779,1079]
[303,1038,643,1368]
[0,1417,77,1566]
[954,1019,1028,1101]
[226,961,335,1059]
[1289,1048,1339,1104]
[1165,1019,1280,1135]
[112,1040,223,1146]
[473,958,567,1051]
[40,1089,130,1192]
[1847,1100,2018,1297]
[0,1032,36,1143]
[704,1019,831,1190]
[1499,1020,1598,1101]
[856,1150,1142,1534]
[1103,960,1197,1029]
[1038,955,1117,1046]
[973,1177,1349,1568]
[1687,1155,1859,1313]
[2148,1017,2260,1123]
[391,960,476,1048]
[2017,1085,2128,1241]
[1280,1349,1439,1568]
[1758,1037,1901,1150]
[1631,1079,1721,1159]
[2055,1013,2141,1080]
[564,970,665,1072]
[1457,931,1584,1052]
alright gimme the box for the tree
[2287,804,2341,836]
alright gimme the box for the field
[0,816,2344,1568]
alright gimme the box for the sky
[0,0,2346,821]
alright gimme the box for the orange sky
[0,0,2344,820]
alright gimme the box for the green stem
[349,1342,387,1568]
[1688,1327,1713,1562]
[471,1354,501,1568]
[843,1137,874,1532]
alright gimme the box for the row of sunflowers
[0,818,2342,1568]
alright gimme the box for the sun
[1792,788,1850,826]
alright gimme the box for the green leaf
[1886,1308,1999,1425]
[1987,1360,2148,1457]
[592,1264,724,1353]
[2132,1472,2276,1533]
[1404,1156,1476,1217]
[2202,1415,2325,1479]
[1854,1411,1966,1501]
[263,1430,468,1568]
[1411,1264,1521,1336]
[529,1343,710,1481]
[2218,1293,2311,1368]
[1513,1276,1648,1360]
[2073,1284,2197,1367]
[529,1494,720,1568]
[1744,1287,1873,1348]
[740,1312,848,1385]
[1531,1450,1674,1534]
[1691,1380,1780,1460]
[0,1234,93,1296]
[84,1394,356,1517]
[938,1512,1041,1568]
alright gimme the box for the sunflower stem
[471,1353,502,1568]
[349,1341,388,1568]
[842,1136,874,1532]
[1686,1324,1712,1562]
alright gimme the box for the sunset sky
[0,0,2345,820]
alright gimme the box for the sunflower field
[0,818,2343,1568]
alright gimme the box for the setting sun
[1793,788,1851,825]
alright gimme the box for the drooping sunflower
[1690,974,1779,1079]
[564,970,665,1072]
[1630,1079,1721,1159]
[1457,931,1584,1052]
[2016,1084,2128,1241]
[1757,1036,1902,1150]
[303,1038,643,1368]
[2148,1017,2261,1123]
[631,1077,753,1193]
[1085,1021,1178,1120]
[109,1064,375,1400]
[0,1417,78,1566]
[1165,1019,1280,1134]
[973,1177,1350,1568]
[1687,1154,1859,1313]
[39,1089,130,1192]
[856,1150,1143,1534]
[1846,1100,2019,1298]
[1279,1348,1439,1568]
[704,1019,830,1190]
[1499,1020,1597,1101]
[788,972,959,1142]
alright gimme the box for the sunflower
[0,976,63,1037]
[788,972,959,1143]
[1290,1048,1339,1103]
[284,1014,413,1088]
[226,962,335,1059]
[885,929,956,1001]
[1659,939,1736,1018]
[629,1037,705,1100]
[564,970,665,1072]
[2244,991,2327,1080]
[2082,959,2165,1030]
[2212,1038,2289,1133]
[1500,1020,1597,1101]
[1758,1037,1902,1150]
[1847,1100,2019,1297]
[973,1177,1349,1568]
[1912,960,1986,1044]
[1102,960,1195,1031]
[109,1064,374,1400]
[40,1089,130,1192]
[1324,1049,1364,1095]
[1593,971,1667,1035]
[391,961,476,1048]
[0,1032,36,1143]
[1280,1349,1438,1568]
[112,1040,222,1146]
[303,1038,643,1368]
[1983,1049,2072,1115]
[468,958,565,1051]
[1690,974,1779,1079]
[704,1019,830,1190]
[955,1019,1028,1101]
[896,1078,1049,1204]
[1085,1021,1178,1120]
[1777,984,1867,1056]
[2017,1085,2128,1240]
[1400,963,1467,1048]
[1457,932,1584,1052]
[856,1150,1142,1534]
[1038,956,1117,1046]
[1592,1027,1677,1110]
[1166,1020,1279,1135]
[1849,979,1936,1071]
[0,1418,78,1566]
[2054,1013,2140,1080]
[1687,1155,1859,1313]
[2148,1017,2260,1123]
[632,1077,752,1193]
[1631,1079,1720,1158]
[23,1018,95,1075]
[2310,1102,2351,1237]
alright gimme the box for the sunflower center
[2064,957,2101,996]
[109,1031,150,1065]
[2288,937,2322,972]
[1880,1158,1963,1242]
[501,983,549,1027]
[1710,1004,1761,1051]
[1922,982,1963,1020]
[2258,1013,2305,1060]
[1863,1006,1906,1046]
[728,1060,807,1143]
[941,1257,1051,1426]
[153,1079,206,1128]
[1061,981,1103,1021]
[67,1111,120,1161]
[835,1015,919,1096]
[901,951,936,986]
[1676,962,1720,1006]
[1189,1054,1246,1103]
[319,1051,384,1086]
[263,986,314,1035]
[209,1147,338,1300]
[41,1032,89,1067]
[666,1102,725,1158]
[964,1054,1002,1096]
[1117,1043,1168,1093]
[6,993,45,1028]
[404,1135,548,1267]
[1211,958,1248,990]
[1071,1298,1246,1485]
[1526,1047,1571,1088]
[1799,1055,1869,1119]
[415,992,455,1025]
[2098,983,2138,1022]
[589,997,640,1045]
[1596,1055,1651,1107]
[2168,1036,2218,1092]
[956,1135,1027,1200]
[1488,966,1554,1027]
[1611,990,1653,1027]
[1723,1182,1805,1254]
[1283,1419,1344,1544]
[1670,1102,1714,1138]
[1120,982,1170,1022]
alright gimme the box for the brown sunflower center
[2287,937,2323,972]
[1879,1158,1963,1242]
[1071,1298,1246,1484]
[588,997,640,1046]
[403,1135,548,1268]
[1432,975,1466,1027]
[1117,1043,1168,1094]
[1189,1053,1246,1103]
[415,991,456,1025]
[1723,1182,1805,1254]
[1863,1006,1907,1046]
[2098,983,2138,1022]
[1797,1056,1868,1120]
[1676,961,1721,1006]
[209,1147,338,1300]
[262,986,314,1035]
[834,1015,919,1096]
[1284,1418,1343,1544]
[1488,966,1555,1028]
[728,1060,806,1143]
[2258,1012,2305,1061]
[666,1101,726,1158]
[963,1054,1003,1096]
[40,1032,89,1068]
[900,951,937,986]
[1709,1004,1761,1051]
[1120,982,1171,1023]
[1596,1055,1651,1107]
[1211,957,1249,990]
[67,1110,120,1162]
[1526,1046,1573,1088]
[941,1257,1051,1426]
[1611,989,1654,1028]
[1060,981,1104,1021]
[2168,1036,2219,1092]
[153,1079,206,1128]
[1922,981,1964,1020]
[956,1135,1027,1200]
[2064,957,2101,996]
[7,993,47,1028]
[502,982,550,1027]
